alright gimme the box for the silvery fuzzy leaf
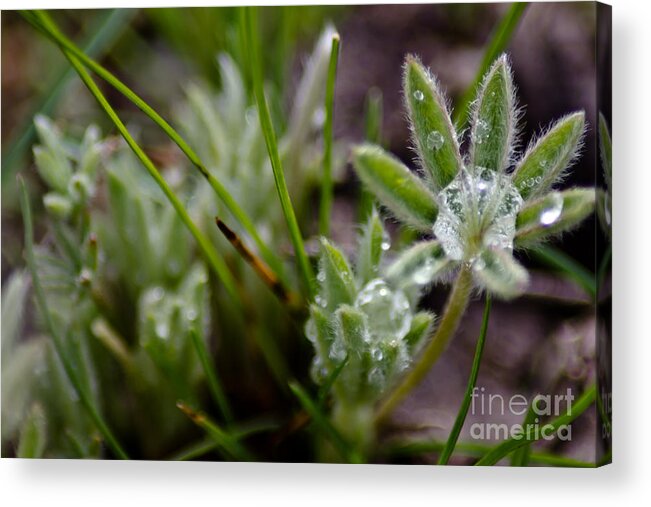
[386,240,451,289]
[403,311,435,356]
[33,115,73,193]
[356,209,387,286]
[472,247,529,299]
[469,55,517,173]
[515,188,595,247]
[334,305,369,401]
[352,144,438,231]
[317,238,357,311]
[403,55,462,191]
[512,112,585,200]
[17,403,47,458]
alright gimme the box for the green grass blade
[474,384,596,466]
[21,10,286,285]
[529,245,596,298]
[289,381,362,464]
[189,328,234,425]
[453,2,528,128]
[387,438,595,467]
[176,402,254,461]
[48,46,241,305]
[19,178,129,459]
[2,9,135,184]
[438,294,492,464]
[318,32,340,236]
[242,7,315,298]
[510,398,538,466]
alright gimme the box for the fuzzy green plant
[305,210,436,454]
[352,54,596,420]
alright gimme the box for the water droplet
[185,308,198,321]
[305,318,318,343]
[368,367,385,388]
[426,130,445,151]
[371,347,384,361]
[316,270,326,283]
[433,167,523,259]
[310,356,328,384]
[315,295,327,308]
[413,90,424,101]
[312,107,326,129]
[155,322,170,340]
[539,193,564,226]
[474,119,491,145]
[381,230,391,251]
[411,257,437,285]
[355,279,412,342]
[151,287,165,301]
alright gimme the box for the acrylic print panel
[1,2,611,466]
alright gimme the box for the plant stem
[453,2,528,129]
[19,179,129,459]
[318,32,340,236]
[438,293,492,464]
[474,384,596,466]
[21,10,287,285]
[189,328,234,425]
[376,264,474,423]
[242,6,316,298]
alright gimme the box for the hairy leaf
[403,311,435,356]
[515,188,595,247]
[512,112,585,200]
[598,112,612,190]
[318,238,356,311]
[356,209,387,285]
[469,55,517,173]
[386,240,451,288]
[403,56,462,190]
[473,247,529,299]
[352,144,438,231]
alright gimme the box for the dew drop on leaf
[539,192,564,226]
[426,130,445,151]
[355,279,412,342]
[413,90,424,101]
[474,119,491,145]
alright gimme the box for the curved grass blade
[438,294,491,465]
[19,178,129,459]
[289,381,363,464]
[352,144,438,231]
[453,3,528,128]
[386,438,595,467]
[510,397,538,466]
[529,245,596,298]
[176,401,254,461]
[189,328,234,426]
[2,9,135,184]
[318,32,341,236]
[52,48,241,306]
[242,7,315,298]
[216,217,295,306]
[21,10,286,284]
[474,384,596,466]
